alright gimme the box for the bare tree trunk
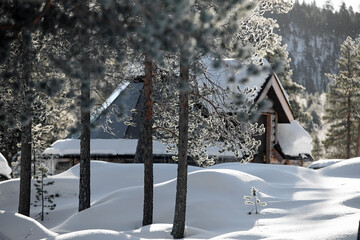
[135,89,144,163]
[142,54,153,226]
[346,96,351,159]
[357,220,360,240]
[18,33,32,217]
[135,130,145,163]
[171,51,189,239]
[18,116,32,216]
[78,71,91,212]
[356,117,360,157]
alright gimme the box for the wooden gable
[255,74,294,123]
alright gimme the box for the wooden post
[274,112,278,144]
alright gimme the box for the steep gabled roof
[255,73,294,123]
[89,57,294,139]
[200,57,294,123]
[90,80,144,139]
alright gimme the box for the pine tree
[244,187,267,215]
[311,136,323,160]
[263,30,311,126]
[323,36,360,159]
[171,49,190,239]
[0,0,71,217]
[33,165,58,221]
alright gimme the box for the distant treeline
[273,0,360,37]
[267,0,360,93]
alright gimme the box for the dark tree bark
[18,115,32,216]
[76,2,92,212]
[18,33,33,217]
[356,118,360,157]
[135,129,145,163]
[142,54,153,226]
[357,220,360,240]
[135,89,145,163]
[78,70,91,212]
[171,52,189,239]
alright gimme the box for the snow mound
[209,162,319,185]
[0,152,11,179]
[52,166,272,234]
[1,161,360,239]
[0,210,57,240]
[319,157,360,178]
[45,229,136,240]
[46,224,210,240]
[308,159,342,169]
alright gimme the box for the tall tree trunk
[78,71,91,212]
[135,89,145,163]
[18,115,32,216]
[135,128,145,163]
[171,52,189,239]
[346,95,351,159]
[357,117,360,157]
[18,33,32,217]
[142,54,153,226]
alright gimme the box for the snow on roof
[277,120,313,156]
[199,56,272,101]
[90,82,130,123]
[43,139,237,158]
[308,159,342,169]
[270,70,291,107]
[90,82,143,139]
[0,152,11,179]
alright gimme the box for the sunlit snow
[1,158,360,239]
[0,152,11,179]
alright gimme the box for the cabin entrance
[253,113,276,164]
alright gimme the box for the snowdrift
[0,152,11,179]
[1,160,360,239]
[319,157,360,178]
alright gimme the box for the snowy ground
[1,159,360,240]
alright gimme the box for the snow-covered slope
[308,159,342,169]
[1,160,360,239]
[0,152,11,179]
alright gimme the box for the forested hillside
[270,0,360,93]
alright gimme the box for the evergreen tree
[323,36,360,159]
[0,0,73,217]
[263,24,311,125]
[33,164,58,221]
[356,36,360,157]
[312,136,323,160]
[171,49,190,239]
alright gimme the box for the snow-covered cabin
[199,57,312,165]
[44,59,312,172]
